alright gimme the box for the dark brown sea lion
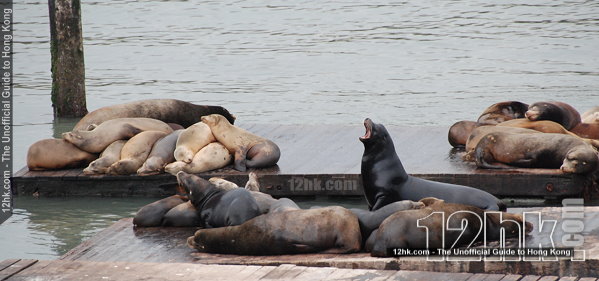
[73,99,236,131]
[477,101,529,125]
[187,206,362,255]
[369,197,532,257]
[27,139,97,171]
[474,132,598,174]
[571,123,599,140]
[525,101,581,130]
[202,114,280,171]
[360,118,505,211]
[162,201,201,227]
[133,195,187,227]
[448,120,478,148]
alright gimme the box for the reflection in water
[0,197,156,260]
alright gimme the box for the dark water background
[4,0,599,260]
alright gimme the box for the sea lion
[83,140,126,175]
[208,177,239,191]
[63,118,173,153]
[245,172,260,191]
[174,122,215,163]
[187,206,362,255]
[498,119,599,148]
[73,99,236,131]
[133,195,187,227]
[162,201,201,227]
[571,123,599,140]
[525,101,581,130]
[581,106,599,124]
[369,197,532,257]
[165,142,232,175]
[107,131,168,175]
[201,114,280,172]
[448,120,478,148]
[463,126,540,161]
[177,171,261,228]
[27,139,97,171]
[137,130,183,176]
[477,101,529,125]
[350,200,425,245]
[167,123,185,130]
[360,118,505,211]
[474,132,599,174]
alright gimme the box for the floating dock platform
[3,206,599,280]
[12,125,592,199]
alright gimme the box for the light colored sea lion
[63,118,173,153]
[83,140,126,175]
[73,99,236,131]
[525,101,581,130]
[187,206,362,255]
[201,114,280,172]
[498,119,599,148]
[474,132,599,174]
[244,172,260,191]
[477,101,529,125]
[27,139,97,171]
[463,126,540,161]
[174,122,215,163]
[137,130,183,176]
[208,177,239,191]
[368,197,532,257]
[582,106,599,124]
[107,131,168,175]
[165,142,232,175]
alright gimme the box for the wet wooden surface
[12,125,592,198]
[3,259,593,281]
[60,206,599,276]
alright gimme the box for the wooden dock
[3,259,594,281]
[58,206,599,276]
[11,125,593,199]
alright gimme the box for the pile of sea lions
[448,101,599,174]
[134,118,530,257]
[26,99,280,174]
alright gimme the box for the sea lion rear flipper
[233,149,247,172]
[121,123,143,138]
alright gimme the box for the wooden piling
[48,0,88,117]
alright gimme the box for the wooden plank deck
[3,259,593,281]
[60,206,599,276]
[12,125,593,199]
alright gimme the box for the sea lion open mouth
[360,118,372,140]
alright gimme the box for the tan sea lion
[498,119,599,148]
[581,106,599,124]
[73,99,236,131]
[107,131,168,175]
[27,139,97,171]
[474,132,598,174]
[208,177,239,191]
[187,206,362,255]
[174,122,215,163]
[63,118,173,153]
[463,126,540,161]
[165,142,232,175]
[525,101,581,130]
[477,101,529,125]
[201,114,280,171]
[137,130,183,176]
[83,140,126,175]
[368,197,532,257]
[244,172,260,191]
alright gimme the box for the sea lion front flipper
[233,148,248,172]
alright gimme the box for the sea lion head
[136,157,163,176]
[176,171,221,208]
[560,146,599,174]
[359,118,393,147]
[201,114,229,127]
[174,147,194,163]
[107,160,136,175]
[526,102,561,122]
[477,101,529,125]
[419,197,444,207]
[83,159,109,175]
[486,212,533,239]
